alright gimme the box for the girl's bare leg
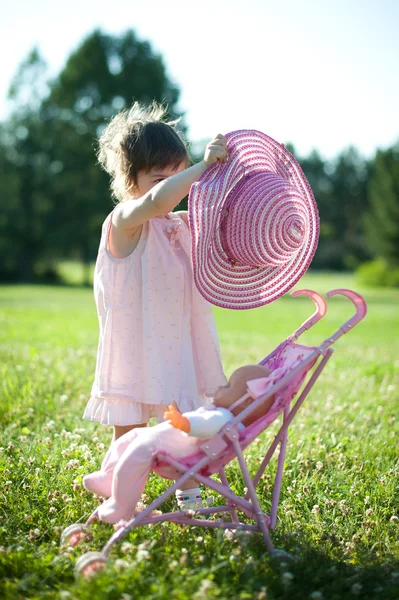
[113,423,147,442]
[179,478,199,490]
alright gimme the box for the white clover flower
[121,542,134,555]
[345,542,356,552]
[65,459,80,471]
[137,541,151,551]
[351,583,362,595]
[312,505,320,514]
[282,571,294,584]
[229,554,237,562]
[136,549,150,562]
[197,579,213,594]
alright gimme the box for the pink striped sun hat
[188,130,319,309]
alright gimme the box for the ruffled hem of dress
[83,394,211,426]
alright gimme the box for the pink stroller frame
[63,288,367,577]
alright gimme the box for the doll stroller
[61,288,367,577]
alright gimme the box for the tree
[46,29,183,283]
[0,49,54,282]
[298,150,336,269]
[365,144,399,266]
[329,147,371,269]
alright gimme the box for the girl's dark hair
[97,101,189,201]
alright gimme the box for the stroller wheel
[60,524,92,547]
[75,551,108,578]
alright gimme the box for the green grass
[1,273,398,599]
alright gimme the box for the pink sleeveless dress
[83,212,226,426]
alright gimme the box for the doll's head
[213,364,275,427]
[97,101,189,201]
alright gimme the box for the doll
[83,364,275,524]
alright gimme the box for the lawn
[0,273,398,599]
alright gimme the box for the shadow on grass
[263,528,399,600]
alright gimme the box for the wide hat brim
[188,130,319,310]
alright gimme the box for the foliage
[0,274,399,598]
[296,147,371,271]
[364,145,399,267]
[356,259,399,288]
[0,49,56,282]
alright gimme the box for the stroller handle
[326,288,367,331]
[319,289,367,350]
[260,289,328,365]
[289,289,327,339]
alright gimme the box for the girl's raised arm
[113,134,227,232]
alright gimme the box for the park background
[1,1,398,599]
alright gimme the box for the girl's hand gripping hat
[188,130,319,309]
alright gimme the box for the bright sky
[1,0,398,159]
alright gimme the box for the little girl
[83,101,228,509]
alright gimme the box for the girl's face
[132,162,186,198]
